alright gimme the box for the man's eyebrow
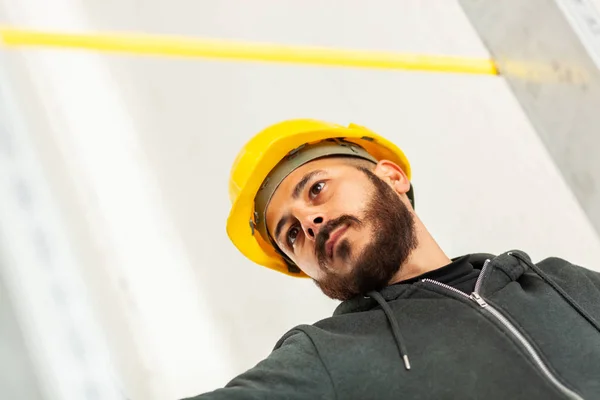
[292,169,326,200]
[274,214,291,246]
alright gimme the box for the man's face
[265,157,417,300]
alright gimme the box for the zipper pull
[470,292,488,308]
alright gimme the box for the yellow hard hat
[226,119,412,277]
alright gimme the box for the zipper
[422,259,583,400]
[473,259,491,294]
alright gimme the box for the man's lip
[326,225,349,259]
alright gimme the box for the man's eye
[309,182,325,198]
[287,225,300,247]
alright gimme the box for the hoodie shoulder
[536,256,600,289]
[535,256,600,317]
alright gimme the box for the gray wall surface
[461,0,600,249]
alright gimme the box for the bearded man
[186,120,600,400]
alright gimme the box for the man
[188,119,600,399]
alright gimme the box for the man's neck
[389,218,451,284]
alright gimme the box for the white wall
[1,1,599,399]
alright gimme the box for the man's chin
[313,268,363,301]
[319,258,355,277]
[313,278,353,301]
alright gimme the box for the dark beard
[313,168,418,301]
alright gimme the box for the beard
[313,167,418,301]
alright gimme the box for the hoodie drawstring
[367,290,411,370]
[511,252,600,333]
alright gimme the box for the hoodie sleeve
[182,329,336,400]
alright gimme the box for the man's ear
[373,160,411,195]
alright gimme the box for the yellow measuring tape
[0,27,498,75]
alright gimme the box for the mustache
[315,215,361,263]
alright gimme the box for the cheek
[346,224,371,247]
[336,199,371,225]
[298,262,323,281]
[292,247,321,278]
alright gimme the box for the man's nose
[301,214,325,241]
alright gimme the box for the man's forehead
[266,158,360,220]
[273,158,351,196]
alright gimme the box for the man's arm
[182,329,336,400]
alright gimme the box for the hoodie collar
[333,252,515,316]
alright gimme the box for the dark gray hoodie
[186,250,600,399]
